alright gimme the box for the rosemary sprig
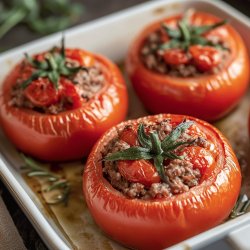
[160,10,227,51]
[0,0,84,39]
[20,154,70,205]
[230,194,250,219]
[21,37,88,89]
[105,121,195,182]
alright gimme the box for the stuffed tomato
[0,40,128,161]
[83,114,241,250]
[126,10,249,121]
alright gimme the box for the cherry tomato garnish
[24,78,58,107]
[59,79,82,110]
[189,45,221,72]
[118,159,160,187]
[181,146,215,177]
[119,125,138,146]
[163,48,189,65]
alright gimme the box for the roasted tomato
[0,42,128,161]
[126,10,249,121]
[83,114,241,250]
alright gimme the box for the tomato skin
[126,12,249,121]
[83,114,241,250]
[163,48,189,65]
[0,49,128,161]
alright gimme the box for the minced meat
[102,119,209,200]
[10,60,105,114]
[140,30,230,77]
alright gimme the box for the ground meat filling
[10,59,105,114]
[140,30,230,77]
[103,119,210,200]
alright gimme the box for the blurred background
[0,0,249,52]
[0,0,249,249]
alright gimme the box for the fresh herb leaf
[20,154,70,205]
[160,9,227,52]
[162,23,181,39]
[20,38,88,89]
[105,147,152,161]
[162,121,193,149]
[230,194,250,219]
[138,124,152,149]
[150,132,163,155]
[0,0,84,39]
[190,20,228,36]
[160,39,181,50]
[153,155,167,182]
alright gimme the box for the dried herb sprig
[105,121,195,182]
[20,154,70,205]
[21,37,88,89]
[160,9,227,51]
[230,194,250,219]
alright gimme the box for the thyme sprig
[105,121,195,182]
[20,154,70,205]
[160,9,227,51]
[230,194,250,219]
[21,37,88,89]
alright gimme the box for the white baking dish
[0,0,249,249]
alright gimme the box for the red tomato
[59,79,82,110]
[118,160,160,187]
[83,114,241,250]
[163,48,189,65]
[24,78,59,107]
[0,49,128,161]
[126,11,249,121]
[189,45,221,72]
[119,125,138,146]
[181,146,215,179]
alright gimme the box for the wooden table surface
[0,0,249,249]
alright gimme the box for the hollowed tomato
[83,114,241,249]
[126,11,249,121]
[0,48,128,161]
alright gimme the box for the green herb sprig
[230,194,250,219]
[20,154,70,205]
[160,9,227,51]
[0,0,83,39]
[21,37,88,89]
[105,121,195,182]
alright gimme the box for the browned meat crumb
[73,66,104,101]
[140,30,230,77]
[165,159,201,194]
[148,183,171,199]
[124,183,146,198]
